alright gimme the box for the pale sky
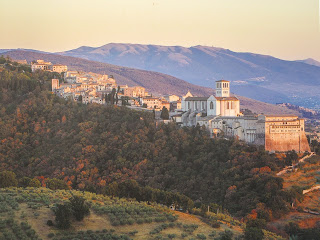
[0,0,319,61]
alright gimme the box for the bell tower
[216,80,230,97]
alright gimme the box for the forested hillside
[0,58,305,229]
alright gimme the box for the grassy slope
[0,188,247,240]
[269,155,320,230]
[3,50,300,115]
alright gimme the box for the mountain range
[297,58,320,68]
[2,49,299,115]
[57,43,320,108]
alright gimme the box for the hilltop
[2,49,299,115]
[296,58,320,68]
[58,43,320,108]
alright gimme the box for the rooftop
[215,97,239,101]
[185,97,209,101]
[263,114,298,118]
[216,80,230,82]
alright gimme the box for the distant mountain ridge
[2,49,299,115]
[296,58,320,68]
[58,43,320,108]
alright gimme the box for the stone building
[182,80,240,117]
[31,60,52,72]
[51,79,60,91]
[31,60,67,73]
[124,86,146,98]
[50,64,68,73]
[181,80,310,152]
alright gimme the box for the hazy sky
[0,0,319,61]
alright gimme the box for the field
[0,188,252,240]
[270,155,320,230]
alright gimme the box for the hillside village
[28,59,314,153]
[1,53,320,240]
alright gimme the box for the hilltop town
[31,59,310,154]
[1,52,320,240]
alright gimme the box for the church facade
[181,80,310,152]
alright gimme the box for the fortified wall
[258,115,310,152]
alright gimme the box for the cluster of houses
[31,59,68,73]
[30,59,310,153]
[47,61,182,111]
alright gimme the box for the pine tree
[160,107,169,120]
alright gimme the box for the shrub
[47,220,54,226]
[181,233,188,238]
[111,220,120,226]
[46,178,68,190]
[128,230,138,236]
[29,178,41,188]
[47,233,55,238]
[168,234,177,239]
[69,195,90,221]
[53,204,72,229]
[197,233,207,239]
[19,177,32,188]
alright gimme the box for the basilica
[181,80,310,153]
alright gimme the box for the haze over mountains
[58,43,320,108]
[297,58,320,68]
[2,49,299,115]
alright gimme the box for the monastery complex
[180,80,310,153]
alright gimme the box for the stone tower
[215,80,230,97]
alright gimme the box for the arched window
[210,101,214,109]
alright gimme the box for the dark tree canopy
[160,106,169,120]
[0,171,18,188]
[69,195,90,221]
[54,204,72,229]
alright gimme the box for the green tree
[29,178,41,188]
[46,178,68,190]
[285,150,298,165]
[244,219,265,240]
[218,230,233,240]
[0,171,18,188]
[69,195,90,221]
[54,204,72,229]
[160,107,169,120]
[106,182,119,198]
[19,177,32,187]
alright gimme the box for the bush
[197,233,207,239]
[19,177,32,188]
[181,233,188,238]
[47,220,54,226]
[168,234,176,239]
[29,178,41,188]
[53,204,72,229]
[47,233,55,238]
[46,178,68,190]
[69,195,90,221]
